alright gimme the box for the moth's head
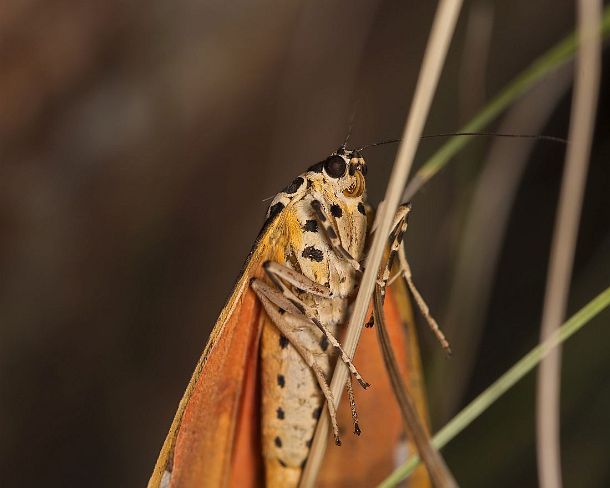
[308,145,367,198]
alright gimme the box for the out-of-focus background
[1,1,609,486]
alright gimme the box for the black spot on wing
[283,176,304,194]
[277,374,285,388]
[312,407,322,419]
[320,336,329,352]
[307,161,324,173]
[268,202,285,220]
[330,204,342,218]
[357,202,366,215]
[302,246,324,262]
[276,407,285,420]
[279,335,289,349]
[278,459,287,468]
[275,436,283,448]
[303,220,318,233]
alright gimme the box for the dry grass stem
[535,1,602,487]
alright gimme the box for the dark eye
[323,155,346,178]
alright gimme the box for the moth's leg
[377,204,411,295]
[398,244,451,354]
[363,204,411,329]
[310,200,363,272]
[386,269,403,287]
[263,261,332,300]
[251,279,343,445]
[250,278,303,315]
[346,376,361,435]
[257,267,369,389]
[376,203,452,354]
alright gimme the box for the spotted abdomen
[260,317,333,486]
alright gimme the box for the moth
[148,144,448,488]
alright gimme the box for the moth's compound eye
[324,155,347,178]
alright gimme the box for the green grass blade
[377,286,610,488]
[402,4,610,201]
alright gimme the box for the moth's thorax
[293,192,366,329]
[264,150,369,305]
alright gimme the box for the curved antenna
[356,132,568,152]
[421,132,568,144]
[342,100,360,150]
[356,139,401,151]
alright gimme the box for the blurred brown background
[1,1,609,486]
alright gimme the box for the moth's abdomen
[261,320,330,486]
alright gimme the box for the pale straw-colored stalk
[535,1,602,487]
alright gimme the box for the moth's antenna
[342,100,360,149]
[357,139,401,151]
[421,132,568,144]
[357,132,568,152]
